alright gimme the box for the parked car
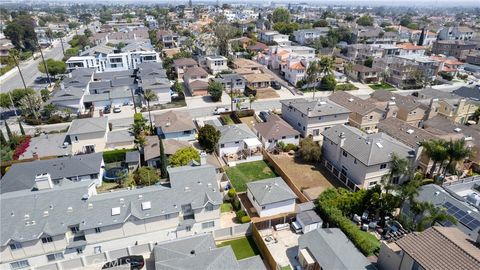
[103,105,111,114]
[214,107,229,115]
[113,105,122,113]
[271,81,281,90]
[291,221,302,234]
[102,255,145,270]
[259,111,269,122]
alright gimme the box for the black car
[103,105,111,114]
[271,81,281,90]
[259,111,270,122]
[102,255,144,270]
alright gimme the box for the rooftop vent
[88,203,93,209]
[138,195,143,200]
[348,98,354,102]
[43,211,49,217]
[67,207,73,213]
[454,127,462,132]
[111,207,121,216]
[141,201,152,210]
[376,142,384,148]
[406,129,414,134]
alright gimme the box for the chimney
[200,151,207,165]
[34,173,53,190]
[339,132,346,147]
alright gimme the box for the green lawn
[368,82,395,90]
[221,202,233,213]
[217,236,260,260]
[225,160,277,192]
[335,83,359,91]
[280,266,292,270]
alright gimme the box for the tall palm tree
[305,60,319,100]
[396,178,420,208]
[383,153,410,194]
[318,56,334,76]
[421,139,448,178]
[442,139,472,179]
[248,94,257,110]
[143,90,157,132]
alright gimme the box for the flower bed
[12,136,31,160]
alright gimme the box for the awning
[244,138,262,147]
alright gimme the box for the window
[46,253,64,262]
[186,226,192,232]
[183,130,191,135]
[220,144,225,148]
[369,181,377,186]
[9,242,22,250]
[261,206,266,210]
[281,136,286,139]
[202,221,215,229]
[41,236,53,244]
[74,136,79,142]
[380,163,387,169]
[95,227,101,233]
[10,260,29,269]
[369,115,373,120]
[76,248,83,254]
[235,141,240,144]
[165,214,171,219]
[94,246,102,254]
[354,159,357,164]
[295,135,299,139]
[342,151,348,157]
[70,225,80,234]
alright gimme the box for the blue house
[154,110,197,141]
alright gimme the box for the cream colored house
[437,98,479,124]
[0,165,222,270]
[67,117,109,154]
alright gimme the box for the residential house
[438,26,476,41]
[253,114,300,150]
[154,110,196,141]
[430,55,465,76]
[143,136,190,168]
[84,77,137,110]
[243,73,273,89]
[246,177,297,217]
[368,90,430,127]
[232,58,263,73]
[397,43,426,56]
[298,228,375,270]
[432,40,477,61]
[51,68,94,113]
[153,234,265,270]
[155,30,179,48]
[105,129,135,150]
[258,30,290,45]
[19,133,71,160]
[345,64,381,83]
[211,73,246,93]
[281,98,350,141]
[183,66,210,96]
[0,165,222,270]
[262,46,315,71]
[293,27,329,45]
[329,91,385,133]
[137,62,172,104]
[173,58,198,80]
[67,117,109,154]
[378,226,480,270]
[321,125,415,190]
[0,153,105,193]
[345,44,385,63]
[216,124,263,166]
[203,55,229,75]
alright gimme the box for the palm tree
[421,139,448,178]
[384,153,410,193]
[305,60,319,100]
[417,204,457,231]
[248,94,257,110]
[318,56,334,76]
[143,89,157,132]
[9,49,37,119]
[396,178,421,208]
[442,139,472,179]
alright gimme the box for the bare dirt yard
[256,88,280,99]
[269,153,344,199]
[239,116,258,129]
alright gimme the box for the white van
[291,221,302,233]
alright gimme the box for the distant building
[432,40,477,61]
[438,26,475,41]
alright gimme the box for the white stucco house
[253,114,300,151]
[154,110,196,141]
[67,117,109,154]
[246,177,297,217]
[216,124,263,166]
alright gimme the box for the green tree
[19,93,42,118]
[18,119,25,136]
[159,137,168,178]
[136,167,159,186]
[313,19,329,27]
[0,93,13,109]
[131,113,148,137]
[386,153,410,190]
[473,107,480,123]
[4,120,12,140]
[356,15,373,26]
[198,124,221,153]
[248,95,257,110]
[305,60,320,98]
[364,57,373,68]
[320,74,337,91]
[4,15,37,52]
[214,24,241,56]
[172,80,184,96]
[442,139,472,179]
[143,89,157,132]
[40,88,50,102]
[0,130,7,146]
[272,7,291,23]
[43,103,58,118]
[208,81,224,102]
[421,139,448,178]
[400,15,413,27]
[416,203,457,231]
[169,146,200,167]
[38,59,66,78]
[298,137,321,163]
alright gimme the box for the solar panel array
[442,202,480,230]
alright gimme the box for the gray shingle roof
[67,117,108,135]
[217,124,256,144]
[1,165,222,245]
[20,133,71,160]
[107,129,134,145]
[329,91,383,116]
[51,87,85,102]
[297,210,322,226]
[281,98,350,117]
[0,153,103,194]
[247,177,297,206]
[298,228,375,270]
[253,114,299,140]
[153,234,265,270]
[322,125,415,166]
[154,110,195,133]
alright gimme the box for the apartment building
[203,55,229,75]
[321,125,414,190]
[172,58,198,80]
[438,26,476,41]
[293,27,329,45]
[258,30,290,45]
[329,91,385,133]
[432,40,477,60]
[265,46,316,71]
[281,99,350,141]
[66,42,160,73]
[0,165,222,270]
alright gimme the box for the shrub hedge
[103,148,135,163]
[240,216,251,223]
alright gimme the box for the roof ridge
[432,227,480,263]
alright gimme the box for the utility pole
[10,50,37,119]
[35,34,52,87]
[59,36,65,55]
[230,78,234,112]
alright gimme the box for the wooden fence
[252,223,277,270]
